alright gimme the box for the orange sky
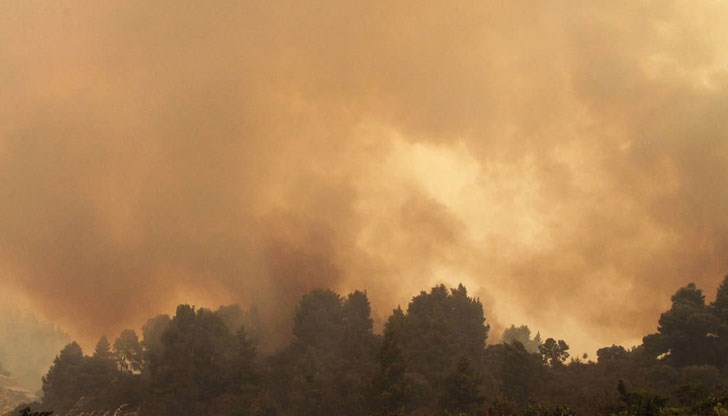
[1,0,728,356]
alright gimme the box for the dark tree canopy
[539,338,570,367]
[292,289,344,348]
[27,276,728,416]
[114,329,142,373]
[643,283,719,367]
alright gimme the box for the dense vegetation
[10,276,728,416]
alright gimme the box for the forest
[9,275,728,416]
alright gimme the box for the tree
[596,345,628,363]
[292,289,344,348]
[41,342,86,412]
[386,284,490,411]
[340,291,379,416]
[342,290,375,353]
[490,341,543,403]
[449,284,490,359]
[114,329,142,373]
[711,275,728,323]
[275,289,378,416]
[502,325,542,354]
[374,307,409,416]
[710,275,728,369]
[643,283,719,366]
[402,285,488,379]
[145,304,256,416]
[539,338,570,367]
[232,326,258,397]
[215,304,264,347]
[93,336,113,361]
[439,356,484,415]
[141,314,171,372]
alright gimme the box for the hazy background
[2,0,728,386]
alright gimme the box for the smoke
[1,0,728,356]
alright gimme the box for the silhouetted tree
[114,329,142,373]
[145,305,250,415]
[30,276,728,416]
[342,290,376,355]
[292,289,344,348]
[141,314,171,372]
[93,336,113,361]
[643,283,719,366]
[539,338,570,367]
[711,275,728,370]
[596,345,628,363]
[373,307,409,416]
[41,342,86,412]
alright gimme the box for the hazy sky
[1,0,728,356]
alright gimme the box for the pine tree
[374,307,409,416]
[643,283,719,366]
[93,336,113,361]
[41,342,86,412]
[114,329,142,373]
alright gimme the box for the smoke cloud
[1,0,728,355]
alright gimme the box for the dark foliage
[23,277,728,416]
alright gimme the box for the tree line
[10,276,728,416]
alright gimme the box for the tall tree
[93,336,113,361]
[41,342,86,412]
[393,284,490,411]
[141,314,171,372]
[292,289,344,349]
[279,289,378,416]
[712,275,728,322]
[643,283,718,366]
[342,290,376,354]
[114,329,142,373]
[374,307,409,416]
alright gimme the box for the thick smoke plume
[1,0,728,355]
